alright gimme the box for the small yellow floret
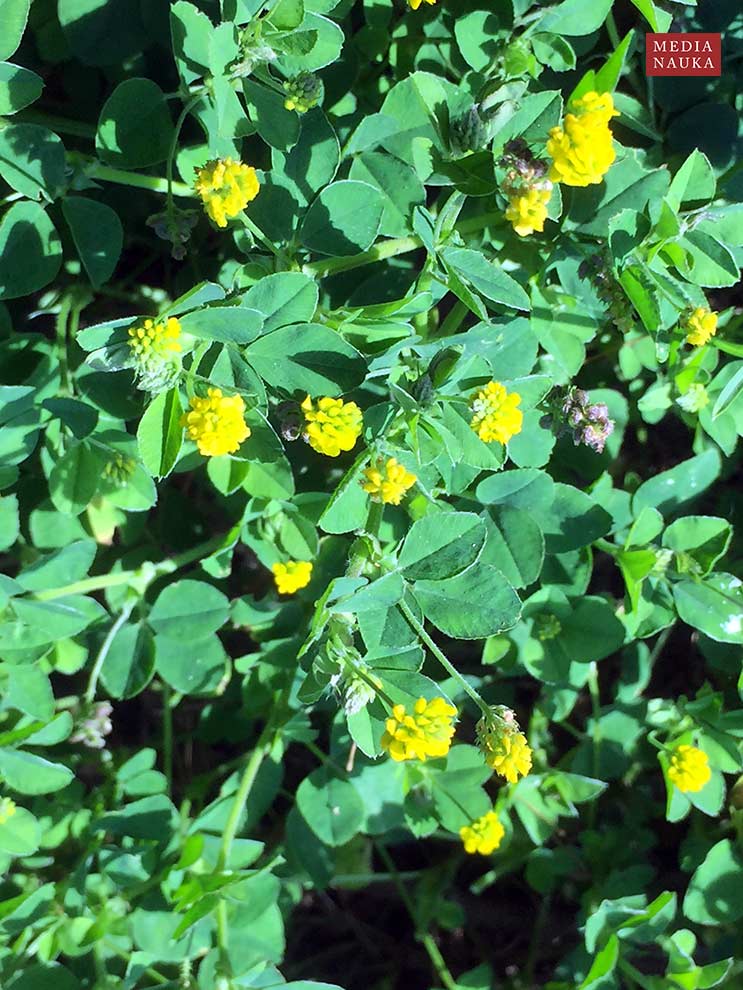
[546,90,619,187]
[482,730,533,784]
[460,810,505,855]
[505,187,552,237]
[195,157,260,228]
[362,458,417,505]
[272,560,313,595]
[301,395,363,457]
[182,387,251,457]
[470,381,523,444]
[685,306,718,347]
[0,797,16,825]
[128,317,181,359]
[408,0,437,8]
[381,696,457,762]
[667,744,711,793]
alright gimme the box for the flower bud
[284,72,324,113]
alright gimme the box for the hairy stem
[85,601,135,703]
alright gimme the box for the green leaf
[480,506,544,589]
[8,595,105,646]
[296,769,365,846]
[441,247,530,311]
[667,150,716,211]
[398,512,486,581]
[632,449,721,517]
[538,0,612,36]
[413,561,521,639]
[61,196,123,287]
[663,516,731,575]
[0,748,73,795]
[683,840,743,925]
[579,934,618,989]
[0,62,42,115]
[673,574,743,644]
[48,440,102,515]
[0,0,31,61]
[568,155,670,236]
[247,322,366,396]
[0,122,65,200]
[95,795,178,840]
[0,806,40,856]
[137,388,183,480]
[270,0,304,31]
[96,78,174,169]
[100,622,156,699]
[148,580,230,642]
[155,632,227,694]
[58,0,146,66]
[170,0,214,84]
[243,79,300,152]
[300,180,384,256]
[536,483,612,554]
[179,306,264,345]
[5,665,54,721]
[240,272,318,333]
[594,30,634,93]
[0,201,62,300]
[711,362,743,421]
[348,152,425,238]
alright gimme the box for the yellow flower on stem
[362,458,417,505]
[470,381,523,444]
[128,317,181,360]
[460,810,505,855]
[685,306,718,347]
[301,395,363,457]
[272,560,313,595]
[182,388,251,457]
[667,744,711,793]
[546,90,619,187]
[195,157,260,228]
[381,696,457,762]
[505,186,552,237]
[480,727,533,784]
[408,0,437,9]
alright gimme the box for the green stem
[398,598,491,719]
[166,92,205,208]
[55,296,72,395]
[163,683,174,796]
[240,213,284,259]
[303,211,504,279]
[618,959,656,990]
[376,843,458,990]
[438,299,468,338]
[587,662,602,827]
[14,109,96,138]
[71,155,195,198]
[85,601,135,703]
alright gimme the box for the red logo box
[645,33,721,76]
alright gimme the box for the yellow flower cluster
[479,724,533,784]
[505,187,552,237]
[470,381,523,444]
[408,0,436,8]
[128,317,181,361]
[0,797,16,825]
[547,91,619,187]
[182,388,251,457]
[460,810,505,855]
[195,157,260,228]
[272,560,313,595]
[302,395,363,457]
[667,744,711,793]
[685,306,718,347]
[381,696,457,762]
[362,458,417,505]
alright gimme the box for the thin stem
[166,92,204,208]
[240,213,284,259]
[398,598,491,719]
[587,663,602,827]
[55,296,72,395]
[376,843,458,990]
[524,894,551,985]
[163,683,174,796]
[15,109,96,138]
[71,156,195,198]
[438,299,468,338]
[85,602,134,703]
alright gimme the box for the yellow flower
[470,381,523,444]
[182,387,251,457]
[667,745,711,793]
[362,458,417,505]
[459,810,505,855]
[546,90,619,187]
[482,729,533,784]
[272,560,313,595]
[505,186,552,237]
[685,306,718,347]
[408,0,437,8]
[195,157,260,228]
[301,395,363,457]
[381,696,457,762]
[128,317,181,360]
[0,797,16,825]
